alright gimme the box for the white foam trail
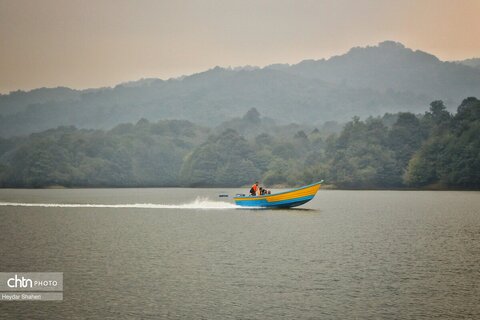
[0,197,239,210]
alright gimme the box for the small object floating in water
[234,180,323,208]
[218,194,229,198]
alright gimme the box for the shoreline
[0,185,479,191]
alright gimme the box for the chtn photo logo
[6,274,58,288]
[1,272,63,301]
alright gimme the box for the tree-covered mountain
[456,58,480,70]
[1,98,479,189]
[272,41,480,101]
[0,120,210,187]
[1,41,479,137]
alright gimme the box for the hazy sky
[1,0,479,93]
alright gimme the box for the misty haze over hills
[1,41,479,137]
[457,58,480,70]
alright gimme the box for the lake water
[0,189,479,319]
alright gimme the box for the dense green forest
[0,97,478,189]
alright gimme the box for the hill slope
[1,41,479,137]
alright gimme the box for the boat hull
[234,181,322,208]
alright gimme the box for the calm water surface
[0,189,479,319]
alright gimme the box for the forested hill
[1,97,479,189]
[1,41,480,137]
[457,58,480,70]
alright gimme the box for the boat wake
[0,197,239,210]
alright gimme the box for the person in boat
[250,182,259,196]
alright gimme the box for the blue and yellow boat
[234,180,323,208]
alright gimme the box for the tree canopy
[0,97,479,189]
